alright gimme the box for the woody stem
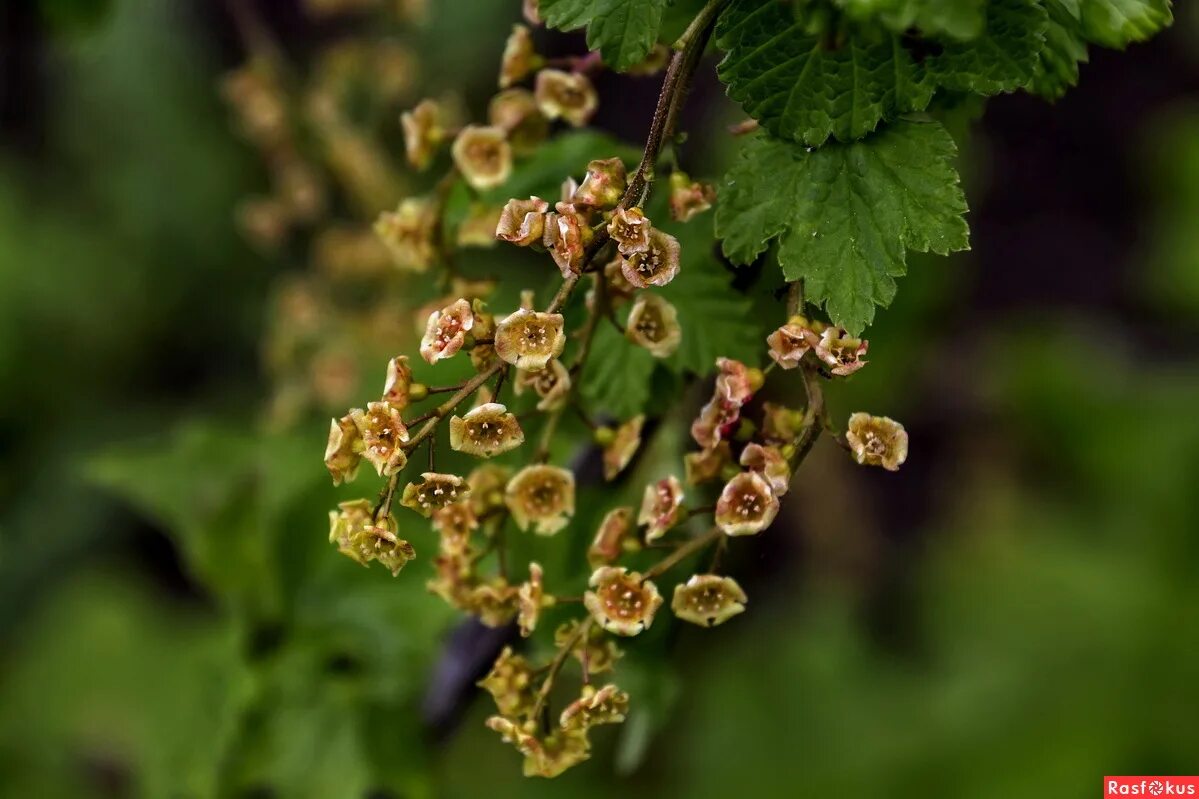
[643,527,724,580]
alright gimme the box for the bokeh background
[2,1,1198,796]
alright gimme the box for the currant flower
[325,413,362,486]
[625,293,681,358]
[714,357,759,406]
[450,402,525,458]
[432,500,478,555]
[690,394,739,450]
[505,464,575,535]
[486,717,591,779]
[845,412,908,471]
[427,550,475,606]
[400,98,444,171]
[555,618,623,673]
[584,566,663,636]
[420,298,475,364]
[740,442,791,497]
[496,196,549,246]
[517,562,554,636]
[457,204,503,248]
[495,308,566,370]
[400,472,470,517]
[668,171,715,222]
[761,402,806,445]
[606,206,651,253]
[499,24,542,89]
[671,574,747,627]
[600,255,638,306]
[814,327,869,376]
[513,358,572,411]
[465,579,520,627]
[602,414,644,480]
[534,69,598,127]
[351,401,410,476]
[375,197,437,271]
[559,684,629,731]
[588,506,632,568]
[714,471,779,536]
[452,125,513,191]
[328,499,373,567]
[478,646,536,719]
[543,210,589,276]
[766,316,820,370]
[637,475,685,543]
[489,88,549,154]
[684,441,732,485]
[357,517,417,576]
[382,355,415,409]
[572,157,627,208]
[621,228,681,288]
[467,464,511,515]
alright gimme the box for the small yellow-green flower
[505,464,575,535]
[400,472,470,517]
[845,412,908,471]
[714,471,779,536]
[584,566,663,636]
[351,401,410,476]
[450,402,525,458]
[671,574,747,627]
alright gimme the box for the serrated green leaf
[580,322,656,417]
[836,0,987,40]
[927,0,1049,94]
[1077,0,1172,48]
[716,0,936,146]
[716,121,969,333]
[540,0,669,71]
[1031,0,1090,99]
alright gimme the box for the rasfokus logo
[1106,777,1199,796]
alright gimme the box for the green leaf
[926,0,1049,94]
[580,322,656,417]
[716,0,936,146]
[836,0,988,40]
[1030,0,1090,99]
[539,0,669,71]
[1076,0,1172,48]
[716,121,969,333]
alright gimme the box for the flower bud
[572,157,627,208]
[668,171,716,222]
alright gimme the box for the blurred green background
[1,1,1197,796]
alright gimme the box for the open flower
[351,402,410,476]
[668,171,715,222]
[602,415,644,480]
[468,464,511,514]
[637,475,684,542]
[375,198,437,271]
[382,355,414,409]
[814,327,869,376]
[514,358,572,411]
[740,443,791,497]
[715,471,779,536]
[432,500,478,555]
[517,562,554,636]
[331,504,415,576]
[671,574,747,627]
[489,88,548,154]
[420,298,475,364]
[400,98,445,171]
[496,196,548,246]
[572,157,626,208]
[465,579,520,626]
[845,412,908,471]
[588,506,632,568]
[325,413,362,485]
[626,293,681,358]
[684,441,732,485]
[621,228,681,288]
[486,717,591,779]
[400,472,470,517]
[607,206,651,253]
[479,646,536,719]
[714,357,758,406]
[495,308,566,370]
[452,125,513,191]
[555,619,623,673]
[584,566,663,636]
[690,395,740,450]
[560,684,629,731]
[506,464,575,535]
[543,210,588,276]
[499,24,542,88]
[534,69,598,127]
[328,499,373,566]
[450,402,525,458]
[766,317,820,370]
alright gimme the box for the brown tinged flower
[420,298,475,364]
[668,171,716,222]
[715,471,779,536]
[740,443,791,497]
[496,196,549,246]
[621,228,681,288]
[588,506,632,568]
[534,69,598,127]
[514,358,572,411]
[715,357,759,406]
[432,501,478,555]
[375,198,438,272]
[607,206,651,253]
[325,413,362,485]
[495,308,566,370]
[400,472,470,517]
[478,646,536,719]
[684,441,732,485]
[517,562,554,636]
[465,579,520,626]
[452,125,513,191]
[602,415,644,480]
[401,99,445,171]
[330,503,416,576]
[505,464,575,535]
[845,412,908,471]
[450,402,525,458]
[489,88,549,154]
[486,716,591,779]
[457,204,503,248]
[499,25,542,88]
[382,355,414,409]
[814,326,869,376]
[637,476,685,542]
[559,684,629,731]
[543,210,589,276]
[328,499,373,566]
[572,157,627,208]
[767,316,821,370]
[555,619,623,673]
[626,293,681,358]
[671,574,747,627]
[761,402,807,444]
[468,464,511,514]
[351,402,410,476]
[584,566,663,636]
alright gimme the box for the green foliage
[1031,0,1091,98]
[716,121,969,333]
[1077,0,1173,47]
[580,323,657,417]
[837,0,988,39]
[925,0,1048,93]
[539,0,669,70]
